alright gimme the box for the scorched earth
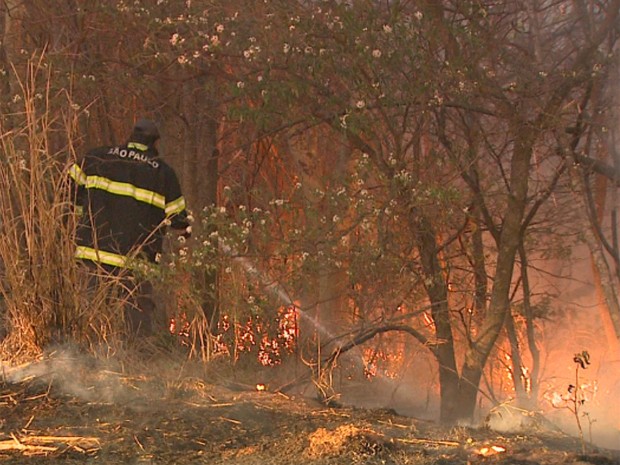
[1,348,619,465]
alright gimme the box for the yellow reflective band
[85,175,166,209]
[69,164,87,186]
[165,196,186,216]
[75,246,127,268]
[128,142,148,151]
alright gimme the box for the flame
[362,347,405,379]
[256,383,266,391]
[477,445,506,456]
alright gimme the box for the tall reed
[0,56,127,362]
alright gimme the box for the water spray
[220,243,339,342]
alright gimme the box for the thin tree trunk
[518,244,541,408]
[457,129,534,422]
[571,169,620,354]
[505,313,528,406]
[411,213,460,424]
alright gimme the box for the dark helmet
[129,118,160,145]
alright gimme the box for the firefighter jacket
[69,141,189,268]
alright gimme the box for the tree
[223,0,620,422]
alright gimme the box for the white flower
[372,49,382,58]
[237,81,245,88]
[414,11,423,20]
[383,24,393,33]
[356,100,365,109]
[283,43,291,54]
[216,24,224,33]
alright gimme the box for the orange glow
[256,383,266,391]
[477,445,506,456]
[362,347,405,379]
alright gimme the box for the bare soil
[1,349,619,465]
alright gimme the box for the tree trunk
[455,129,534,422]
[571,168,620,353]
[505,313,528,406]
[176,84,220,334]
[411,213,459,423]
[519,244,541,408]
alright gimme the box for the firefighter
[69,118,190,337]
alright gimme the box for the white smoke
[1,345,137,404]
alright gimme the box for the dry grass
[0,56,129,362]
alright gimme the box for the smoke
[1,345,140,405]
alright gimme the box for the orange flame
[477,445,506,456]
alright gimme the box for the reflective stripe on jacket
[70,142,189,267]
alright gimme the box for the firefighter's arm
[164,166,191,237]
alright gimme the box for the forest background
[1,0,619,448]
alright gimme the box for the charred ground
[1,350,619,465]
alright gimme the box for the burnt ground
[1,349,619,465]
